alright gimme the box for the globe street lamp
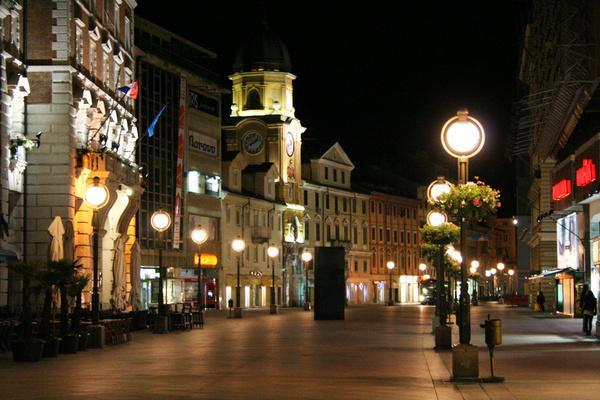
[302,251,313,311]
[151,209,171,332]
[84,176,109,327]
[427,177,452,203]
[427,210,447,227]
[267,245,279,314]
[231,237,245,318]
[419,263,427,272]
[386,261,395,306]
[507,269,515,294]
[441,110,485,377]
[191,225,208,312]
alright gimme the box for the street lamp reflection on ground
[231,237,245,318]
[302,251,313,311]
[84,176,109,346]
[267,245,279,314]
[191,225,208,312]
[441,109,486,378]
[386,261,395,306]
[150,209,172,333]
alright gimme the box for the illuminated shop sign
[576,159,596,187]
[194,253,218,267]
[552,179,571,201]
[189,131,218,157]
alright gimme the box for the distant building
[301,141,371,305]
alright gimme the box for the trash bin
[483,318,502,347]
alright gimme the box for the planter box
[42,337,62,358]
[12,339,45,362]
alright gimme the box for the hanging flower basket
[420,223,460,246]
[436,180,500,221]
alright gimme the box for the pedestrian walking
[580,285,597,336]
[536,290,545,312]
[228,298,234,318]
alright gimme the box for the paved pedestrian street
[2,304,600,400]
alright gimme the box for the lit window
[188,170,200,193]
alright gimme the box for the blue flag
[147,105,167,137]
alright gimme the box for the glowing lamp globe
[427,177,452,203]
[470,260,479,269]
[441,109,485,159]
[485,270,492,277]
[301,251,312,263]
[469,266,478,274]
[497,262,505,271]
[419,263,427,271]
[191,225,208,245]
[490,268,497,275]
[231,237,245,253]
[386,261,395,270]
[150,210,172,232]
[267,246,279,259]
[422,274,431,280]
[508,269,515,276]
[426,210,447,227]
[84,176,109,210]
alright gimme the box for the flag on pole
[117,80,139,100]
[146,105,167,137]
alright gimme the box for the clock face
[242,131,264,155]
[285,132,294,156]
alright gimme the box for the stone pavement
[1,303,599,399]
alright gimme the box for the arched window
[246,88,262,110]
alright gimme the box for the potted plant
[37,266,61,357]
[10,261,45,362]
[49,259,81,354]
[69,274,90,351]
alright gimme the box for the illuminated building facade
[221,21,306,307]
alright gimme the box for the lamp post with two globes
[150,210,172,317]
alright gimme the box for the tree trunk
[38,287,53,338]
[60,286,69,337]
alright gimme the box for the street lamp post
[151,209,172,333]
[231,237,245,318]
[387,261,395,306]
[507,269,515,294]
[497,262,505,296]
[191,225,208,311]
[267,245,279,314]
[490,267,497,297]
[84,176,109,346]
[441,109,485,379]
[302,251,313,311]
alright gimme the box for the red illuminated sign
[576,159,597,187]
[552,179,572,201]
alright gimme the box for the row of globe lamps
[85,177,316,320]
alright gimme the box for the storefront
[399,275,419,303]
[528,268,583,316]
[346,280,370,305]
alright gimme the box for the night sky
[136,1,524,216]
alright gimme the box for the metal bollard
[480,314,504,382]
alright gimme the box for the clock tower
[223,21,306,207]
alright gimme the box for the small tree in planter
[48,259,81,354]
[37,266,62,357]
[69,275,90,351]
[10,261,45,362]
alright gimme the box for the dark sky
[136,1,524,216]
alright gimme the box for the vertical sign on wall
[173,77,186,249]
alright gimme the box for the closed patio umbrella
[129,240,142,311]
[111,235,126,310]
[47,216,65,261]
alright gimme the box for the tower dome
[233,22,292,73]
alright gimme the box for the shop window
[187,170,221,197]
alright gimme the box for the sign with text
[188,90,219,116]
[552,179,571,201]
[189,131,218,157]
[193,253,218,267]
[576,159,596,187]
